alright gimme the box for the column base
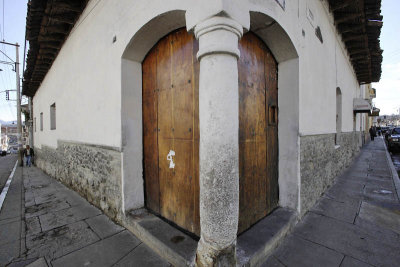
[196,239,236,267]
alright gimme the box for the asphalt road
[390,151,400,177]
[0,154,18,192]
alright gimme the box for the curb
[382,138,400,202]
[0,160,18,211]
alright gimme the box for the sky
[0,0,398,122]
[0,0,28,122]
[372,0,400,115]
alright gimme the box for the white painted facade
[32,0,362,145]
[31,0,368,262]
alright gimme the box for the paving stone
[358,201,400,234]
[273,234,344,267]
[340,256,373,267]
[85,214,124,239]
[114,243,170,267]
[295,212,400,267]
[26,216,42,236]
[31,184,60,197]
[323,183,363,204]
[26,220,99,261]
[260,256,285,267]
[51,230,141,267]
[25,197,36,207]
[136,213,198,263]
[311,196,360,223]
[363,185,397,203]
[25,199,70,218]
[0,219,21,246]
[364,177,394,188]
[8,258,38,267]
[0,239,20,266]
[0,215,19,226]
[39,204,101,232]
[26,257,48,267]
[354,217,400,246]
[58,189,94,208]
[32,192,58,205]
[237,208,297,266]
[0,195,21,221]
[368,169,392,177]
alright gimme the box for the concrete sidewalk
[263,137,400,267]
[0,164,169,266]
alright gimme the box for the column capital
[194,16,243,40]
[194,16,243,60]
[186,0,250,31]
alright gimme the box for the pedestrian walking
[23,145,34,167]
[369,126,376,141]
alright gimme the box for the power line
[2,0,4,41]
[0,49,14,63]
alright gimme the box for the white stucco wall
[31,0,363,214]
[246,0,361,136]
[33,0,360,148]
[32,0,192,149]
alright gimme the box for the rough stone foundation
[300,132,361,214]
[35,140,122,220]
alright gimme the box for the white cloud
[373,61,400,115]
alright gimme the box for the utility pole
[0,41,22,165]
[15,43,22,166]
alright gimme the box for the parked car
[385,128,393,141]
[381,126,389,135]
[387,127,400,153]
[9,147,19,154]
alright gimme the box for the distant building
[0,122,26,152]
[22,0,383,264]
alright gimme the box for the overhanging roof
[369,107,380,116]
[328,0,383,84]
[22,0,88,97]
[23,0,383,97]
[353,98,372,113]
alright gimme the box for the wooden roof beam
[39,41,62,49]
[339,24,364,34]
[38,33,67,42]
[336,13,363,24]
[47,13,77,25]
[367,20,383,27]
[330,0,354,11]
[343,34,365,42]
[42,26,70,34]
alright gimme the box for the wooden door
[143,29,278,236]
[238,32,278,233]
[143,28,200,235]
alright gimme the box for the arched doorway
[142,28,278,236]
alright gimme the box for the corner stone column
[194,17,243,266]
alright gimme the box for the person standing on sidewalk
[369,126,376,141]
[23,145,34,167]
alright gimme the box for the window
[34,117,36,132]
[393,128,400,134]
[50,103,56,130]
[40,112,43,131]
